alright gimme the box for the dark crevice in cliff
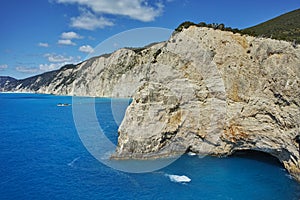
[271,89,291,106]
[265,112,281,125]
[248,111,281,126]
[160,130,179,145]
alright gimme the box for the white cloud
[55,0,164,27]
[58,32,81,46]
[15,53,81,75]
[16,63,68,74]
[38,42,49,47]
[79,45,94,53]
[16,66,39,74]
[70,10,113,30]
[61,31,83,39]
[39,63,63,71]
[40,55,81,72]
[39,58,80,72]
[58,39,76,46]
[44,53,75,63]
[16,58,81,75]
[0,64,8,70]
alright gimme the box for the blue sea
[1,93,300,200]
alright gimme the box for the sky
[0,0,299,79]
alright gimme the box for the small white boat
[57,103,71,107]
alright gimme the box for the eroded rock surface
[2,26,300,181]
[114,27,300,181]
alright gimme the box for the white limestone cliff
[2,26,300,181]
[115,27,300,181]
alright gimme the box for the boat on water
[57,103,71,107]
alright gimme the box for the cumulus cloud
[70,10,113,30]
[16,57,80,74]
[0,64,8,70]
[16,53,81,74]
[79,45,94,53]
[38,42,49,47]
[58,39,76,46]
[44,53,75,63]
[58,32,81,46]
[55,0,164,30]
[17,64,64,74]
[39,63,63,71]
[39,58,80,72]
[41,55,81,72]
[61,31,83,39]
[16,66,39,74]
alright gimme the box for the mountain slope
[0,64,77,93]
[0,76,16,89]
[243,8,300,43]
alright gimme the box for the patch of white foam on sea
[187,152,197,156]
[285,173,293,180]
[165,174,191,183]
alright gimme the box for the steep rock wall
[114,27,300,181]
[2,26,300,181]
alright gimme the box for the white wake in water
[166,174,191,183]
[68,157,81,167]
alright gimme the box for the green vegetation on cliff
[175,9,300,44]
[243,9,300,43]
[175,21,240,34]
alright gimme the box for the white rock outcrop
[2,26,300,181]
[114,27,300,181]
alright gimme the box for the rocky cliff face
[114,27,300,181]
[2,26,300,181]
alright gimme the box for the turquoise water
[0,93,300,200]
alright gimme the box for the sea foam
[187,152,197,156]
[166,174,191,183]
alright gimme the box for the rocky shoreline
[1,26,300,181]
